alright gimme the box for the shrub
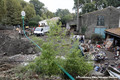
[34,42,62,76]
[63,43,93,78]
[22,21,93,79]
[28,21,38,26]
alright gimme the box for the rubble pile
[0,33,36,56]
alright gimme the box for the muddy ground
[0,30,119,80]
[0,30,39,79]
[0,30,36,56]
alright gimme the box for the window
[41,23,45,26]
[97,16,104,26]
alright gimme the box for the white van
[34,26,50,36]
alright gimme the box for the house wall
[80,7,120,38]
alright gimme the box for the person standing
[18,29,21,39]
[83,35,85,43]
[81,35,84,43]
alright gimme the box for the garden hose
[22,18,42,51]
[22,18,75,80]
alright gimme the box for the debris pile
[0,33,36,56]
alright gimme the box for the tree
[82,2,96,13]
[93,0,107,9]
[5,0,22,25]
[73,0,85,33]
[24,4,36,23]
[56,9,70,17]
[73,0,120,14]
[106,0,120,7]
[46,10,54,19]
[28,21,38,26]
[30,15,41,22]
[62,14,73,24]
[0,0,6,22]
[19,0,27,8]
[30,0,44,16]
[55,9,73,26]
[28,15,41,26]
[73,0,85,10]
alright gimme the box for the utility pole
[77,0,80,34]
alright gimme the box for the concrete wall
[79,7,120,38]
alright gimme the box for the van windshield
[35,28,43,31]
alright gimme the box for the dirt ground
[0,30,39,79]
[0,30,119,79]
[0,30,37,56]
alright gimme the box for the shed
[105,28,120,46]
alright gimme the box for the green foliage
[0,0,6,22]
[73,0,85,9]
[46,11,54,19]
[28,15,41,27]
[28,21,38,26]
[63,42,93,78]
[93,0,108,9]
[82,2,96,13]
[41,14,47,20]
[0,0,36,25]
[23,21,93,79]
[24,21,68,77]
[34,43,61,76]
[24,3,36,22]
[105,0,120,7]
[19,0,27,8]
[0,0,55,26]
[73,0,120,14]
[40,8,55,19]
[30,0,44,16]
[31,36,44,46]
[55,9,73,25]
[91,33,103,44]
[62,14,73,24]
[5,0,22,25]
[56,9,70,17]
[30,15,41,22]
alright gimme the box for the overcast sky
[24,0,75,13]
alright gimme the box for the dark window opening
[97,16,104,26]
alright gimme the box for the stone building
[79,6,120,38]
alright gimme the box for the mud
[0,31,36,56]
[0,30,39,79]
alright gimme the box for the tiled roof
[105,28,120,36]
